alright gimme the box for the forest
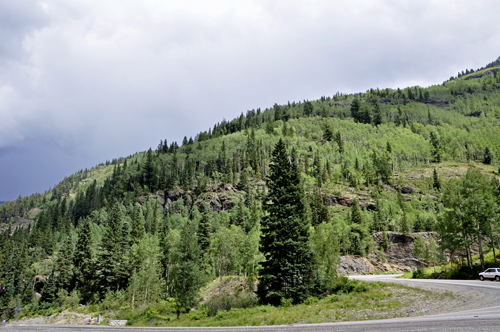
[1,57,500,322]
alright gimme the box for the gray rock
[401,186,414,194]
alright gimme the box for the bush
[412,269,425,279]
[205,294,258,317]
[280,298,292,308]
[304,296,318,305]
[329,276,367,294]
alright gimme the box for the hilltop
[0,56,500,323]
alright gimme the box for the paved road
[351,274,500,291]
[5,276,500,331]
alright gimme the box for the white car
[478,268,500,281]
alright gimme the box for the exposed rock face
[339,232,438,275]
[372,232,437,270]
[326,195,376,210]
[338,256,376,275]
[401,186,414,194]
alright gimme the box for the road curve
[351,274,500,291]
[5,276,500,332]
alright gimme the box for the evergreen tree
[54,234,73,290]
[381,230,389,252]
[360,105,371,124]
[334,131,344,154]
[320,106,329,118]
[303,101,314,116]
[433,168,441,190]
[350,98,360,122]
[40,272,57,308]
[238,167,249,190]
[143,148,158,192]
[484,146,493,164]
[351,199,362,224]
[198,212,212,275]
[429,131,441,163]
[386,141,392,154]
[96,203,126,294]
[73,217,94,302]
[372,97,382,126]
[130,203,146,246]
[323,125,333,142]
[257,139,315,305]
[170,220,202,318]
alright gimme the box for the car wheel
[480,276,484,281]
[496,276,500,282]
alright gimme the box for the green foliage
[170,220,202,318]
[258,140,316,305]
[205,293,258,317]
[128,234,163,307]
[5,57,500,323]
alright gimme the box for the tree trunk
[476,214,485,270]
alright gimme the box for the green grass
[84,281,438,327]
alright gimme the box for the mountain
[1,57,499,319]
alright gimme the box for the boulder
[401,186,414,194]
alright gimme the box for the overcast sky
[1,0,499,201]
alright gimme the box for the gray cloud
[1,0,500,199]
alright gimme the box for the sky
[1,0,500,201]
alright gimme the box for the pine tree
[372,97,382,126]
[381,230,389,252]
[484,146,493,164]
[96,203,126,294]
[360,105,371,124]
[429,131,441,163]
[386,141,392,154]
[257,139,315,305]
[143,148,158,192]
[323,125,333,142]
[170,220,202,318]
[334,131,344,154]
[351,199,362,224]
[198,212,212,275]
[54,234,73,290]
[130,203,146,246]
[40,272,57,308]
[238,168,248,190]
[433,168,441,190]
[350,98,360,122]
[73,217,94,302]
[303,101,314,116]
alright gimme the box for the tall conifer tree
[257,139,315,305]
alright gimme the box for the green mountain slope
[1,57,500,321]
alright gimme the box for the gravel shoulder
[367,278,500,316]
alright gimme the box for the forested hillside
[1,57,500,321]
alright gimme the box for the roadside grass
[15,279,449,327]
[97,281,442,327]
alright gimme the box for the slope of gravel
[368,278,500,316]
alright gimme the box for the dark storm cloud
[1,0,500,200]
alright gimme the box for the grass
[88,281,444,327]
[15,280,448,327]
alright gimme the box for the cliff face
[339,232,437,274]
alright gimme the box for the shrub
[304,296,318,305]
[280,298,292,308]
[412,269,425,279]
[205,294,258,317]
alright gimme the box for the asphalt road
[4,276,500,331]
